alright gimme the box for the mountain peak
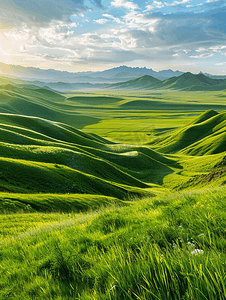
[181,72,194,78]
[140,74,154,79]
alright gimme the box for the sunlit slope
[182,130,226,155]
[0,113,175,197]
[180,111,226,155]
[67,95,123,105]
[109,75,162,89]
[0,76,27,86]
[0,157,151,199]
[0,83,99,128]
[0,193,124,213]
[0,114,111,149]
[0,143,148,188]
[2,186,226,299]
[150,110,226,154]
[120,99,226,112]
[81,145,175,185]
[108,72,226,91]
[161,72,225,90]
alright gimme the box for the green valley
[1,74,226,299]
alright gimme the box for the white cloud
[26,45,80,60]
[165,0,190,7]
[190,53,213,59]
[0,25,31,58]
[189,47,225,59]
[95,19,109,24]
[0,0,90,27]
[215,62,226,65]
[111,0,139,10]
[145,1,164,11]
[105,29,138,50]
[102,14,122,23]
[74,32,106,47]
[123,10,159,30]
[1,0,226,72]
[38,20,77,44]
[209,46,226,55]
[154,1,165,8]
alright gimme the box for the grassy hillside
[109,75,162,90]
[150,110,226,156]
[0,111,165,199]
[0,81,100,128]
[160,72,225,91]
[0,193,125,213]
[1,187,226,299]
[2,77,226,299]
[2,71,226,93]
[1,79,226,194]
[108,72,226,91]
[1,78,226,193]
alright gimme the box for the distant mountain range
[91,66,184,81]
[46,72,226,91]
[110,72,226,91]
[1,68,226,92]
[1,62,225,84]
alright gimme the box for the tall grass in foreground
[1,187,226,299]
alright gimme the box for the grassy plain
[1,78,226,299]
[67,89,226,144]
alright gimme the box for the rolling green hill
[1,72,226,92]
[0,81,100,128]
[150,110,226,156]
[2,77,226,299]
[2,107,226,198]
[160,72,225,91]
[109,72,226,91]
[120,99,226,111]
[0,110,173,198]
[2,76,226,196]
[109,75,162,90]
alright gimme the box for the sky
[0,0,226,74]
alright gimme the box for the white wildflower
[198,233,204,237]
[187,241,196,251]
[191,249,204,255]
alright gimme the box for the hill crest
[109,72,226,91]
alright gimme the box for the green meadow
[1,76,226,299]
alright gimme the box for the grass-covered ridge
[0,111,165,198]
[108,72,226,91]
[0,193,125,213]
[150,110,226,156]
